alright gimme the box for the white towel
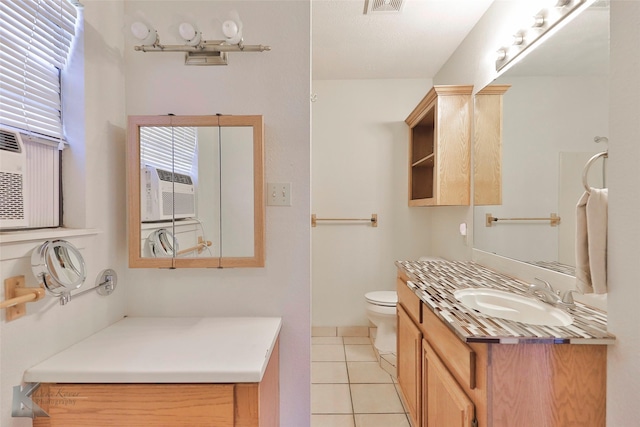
[575,188,608,294]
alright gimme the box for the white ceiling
[312,0,495,80]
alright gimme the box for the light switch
[267,183,291,206]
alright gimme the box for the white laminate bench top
[24,317,282,384]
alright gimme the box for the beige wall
[0,3,128,426]
[606,2,640,425]
[311,79,433,327]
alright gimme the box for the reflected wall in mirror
[127,115,265,268]
[473,2,609,276]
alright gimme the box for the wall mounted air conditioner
[141,165,196,222]
[0,127,27,228]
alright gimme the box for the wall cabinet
[397,271,607,427]
[405,85,473,206]
[473,85,510,205]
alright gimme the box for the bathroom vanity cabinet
[405,85,473,206]
[31,348,278,427]
[396,268,609,427]
[26,317,281,427]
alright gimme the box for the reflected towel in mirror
[575,188,608,294]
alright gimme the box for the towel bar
[1,276,45,321]
[582,151,608,193]
[486,213,560,227]
[311,214,378,227]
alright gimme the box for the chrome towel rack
[311,214,378,227]
[582,151,608,193]
[486,213,560,227]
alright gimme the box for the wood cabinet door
[423,339,474,427]
[397,304,422,427]
[32,383,235,427]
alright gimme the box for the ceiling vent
[364,0,404,14]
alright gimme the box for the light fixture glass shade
[222,19,243,45]
[131,21,157,45]
[178,22,201,46]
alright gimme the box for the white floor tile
[312,384,353,414]
[354,413,410,427]
[312,362,349,384]
[312,344,346,362]
[350,383,405,414]
[347,362,393,384]
[313,336,344,345]
[345,344,378,362]
[312,414,355,427]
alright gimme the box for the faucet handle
[533,277,553,291]
[561,289,579,306]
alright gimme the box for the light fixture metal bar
[134,40,271,53]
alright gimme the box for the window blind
[140,127,198,176]
[0,0,79,142]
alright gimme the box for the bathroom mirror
[127,115,265,268]
[31,240,87,295]
[473,3,609,275]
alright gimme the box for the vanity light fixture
[131,13,270,66]
[495,0,596,72]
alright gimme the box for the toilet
[365,291,398,354]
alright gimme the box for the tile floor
[311,336,411,427]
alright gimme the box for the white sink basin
[453,288,573,327]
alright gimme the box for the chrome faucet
[528,278,577,308]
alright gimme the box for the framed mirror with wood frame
[127,114,265,268]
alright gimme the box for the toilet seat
[365,291,397,307]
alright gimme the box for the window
[0,0,80,229]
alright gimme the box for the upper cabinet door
[405,85,473,206]
[473,85,510,206]
[127,115,265,269]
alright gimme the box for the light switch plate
[267,183,291,206]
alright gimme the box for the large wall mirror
[474,2,609,275]
[127,115,265,268]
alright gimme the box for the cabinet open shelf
[405,85,472,206]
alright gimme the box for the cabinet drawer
[421,304,476,390]
[397,278,421,323]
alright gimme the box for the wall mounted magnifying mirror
[31,240,87,297]
[147,228,178,258]
[127,115,265,268]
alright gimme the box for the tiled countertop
[396,260,615,345]
[24,317,282,383]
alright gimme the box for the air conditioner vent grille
[0,130,21,153]
[156,168,193,185]
[0,171,25,220]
